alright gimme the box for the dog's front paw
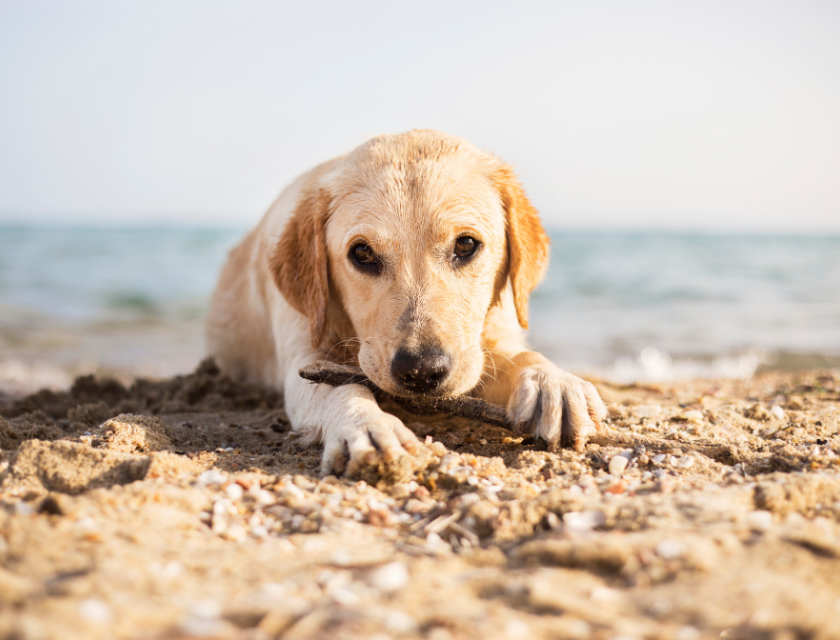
[507,364,607,450]
[321,412,421,477]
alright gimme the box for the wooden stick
[299,361,730,457]
[298,361,514,430]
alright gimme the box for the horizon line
[2,220,839,239]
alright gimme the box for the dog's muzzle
[390,348,451,394]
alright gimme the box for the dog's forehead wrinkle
[345,151,497,214]
[334,168,503,254]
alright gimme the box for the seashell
[608,455,629,476]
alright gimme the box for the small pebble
[157,561,184,579]
[656,477,674,493]
[652,454,667,465]
[604,481,626,495]
[365,561,409,593]
[412,485,431,499]
[385,611,417,633]
[79,598,113,624]
[404,499,428,514]
[590,586,622,604]
[225,483,244,501]
[211,515,227,534]
[223,523,247,541]
[281,484,306,500]
[635,404,662,418]
[74,517,98,535]
[330,587,361,605]
[747,510,774,532]
[198,469,227,486]
[562,510,606,531]
[676,626,701,640]
[182,599,222,636]
[254,490,275,507]
[608,455,629,476]
[678,456,695,469]
[770,406,785,420]
[213,498,235,516]
[429,627,453,640]
[655,539,685,560]
[425,532,448,553]
[505,619,530,638]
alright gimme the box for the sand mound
[0,413,63,450]
[97,413,173,453]
[0,358,282,422]
[1,439,150,495]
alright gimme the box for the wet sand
[1,361,839,640]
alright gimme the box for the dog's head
[271,130,549,397]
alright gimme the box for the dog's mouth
[385,384,451,399]
[366,370,454,400]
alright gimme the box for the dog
[207,130,606,475]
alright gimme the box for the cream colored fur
[207,130,606,475]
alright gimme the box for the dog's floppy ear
[269,184,331,348]
[494,165,550,329]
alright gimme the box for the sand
[0,361,839,640]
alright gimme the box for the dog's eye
[350,243,380,273]
[353,244,375,263]
[453,236,479,260]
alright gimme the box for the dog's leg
[284,355,421,476]
[479,350,607,450]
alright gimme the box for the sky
[1,1,838,232]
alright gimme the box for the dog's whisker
[324,337,363,362]
[480,346,503,383]
[483,346,517,369]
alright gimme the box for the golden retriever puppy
[207,130,606,475]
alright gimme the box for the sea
[1,225,839,393]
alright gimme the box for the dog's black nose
[391,349,451,393]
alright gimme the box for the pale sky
[1,1,838,231]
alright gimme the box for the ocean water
[528,233,840,380]
[1,226,839,390]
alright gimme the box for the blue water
[1,226,839,381]
[530,233,840,378]
[0,226,236,325]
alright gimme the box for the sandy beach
[4,2,840,638]
[1,362,838,640]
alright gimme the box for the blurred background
[1,0,839,394]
